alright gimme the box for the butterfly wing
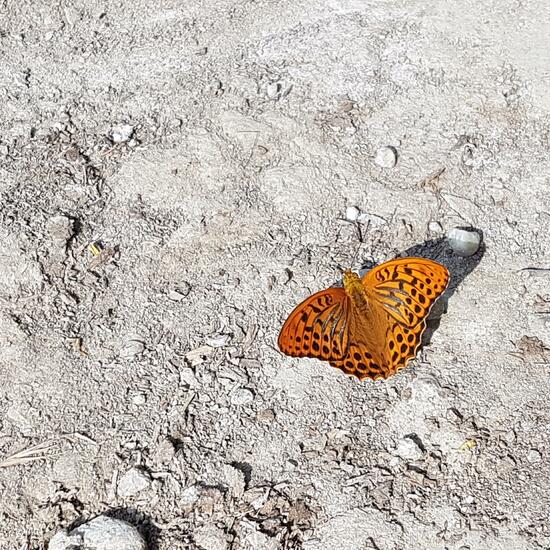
[331,258,449,381]
[278,287,352,361]
[361,257,450,328]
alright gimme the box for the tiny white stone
[395,437,423,461]
[111,124,134,143]
[179,367,199,388]
[153,438,176,464]
[168,289,186,301]
[222,464,246,498]
[231,388,254,405]
[527,449,542,463]
[117,468,151,498]
[46,215,74,244]
[374,146,398,168]
[48,515,146,550]
[206,334,231,348]
[132,393,146,406]
[447,227,481,257]
[181,485,201,507]
[120,340,145,359]
[345,206,360,222]
[266,82,282,99]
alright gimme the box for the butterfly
[278,257,449,380]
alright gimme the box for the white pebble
[222,464,246,498]
[181,485,201,507]
[120,340,145,359]
[168,282,191,301]
[395,437,423,461]
[345,206,360,222]
[231,388,254,405]
[46,215,74,244]
[117,468,151,498]
[111,124,134,143]
[266,82,282,99]
[131,393,146,406]
[48,515,146,550]
[447,227,481,257]
[527,449,542,463]
[206,334,232,348]
[374,146,397,168]
[168,289,186,301]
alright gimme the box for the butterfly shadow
[361,227,485,348]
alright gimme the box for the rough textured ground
[1,1,550,549]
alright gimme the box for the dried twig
[0,440,56,468]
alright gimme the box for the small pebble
[374,146,398,168]
[527,449,542,463]
[266,82,282,99]
[120,339,145,359]
[222,464,246,498]
[231,388,254,406]
[46,215,74,244]
[152,438,176,464]
[131,393,146,406]
[111,124,134,143]
[48,515,146,550]
[345,206,360,222]
[206,334,231,348]
[447,227,481,257]
[256,408,275,422]
[181,485,201,507]
[168,289,187,301]
[117,468,151,498]
[395,437,423,461]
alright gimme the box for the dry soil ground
[1,1,550,549]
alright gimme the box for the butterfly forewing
[278,288,351,361]
[362,257,449,328]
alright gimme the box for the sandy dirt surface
[1,1,550,549]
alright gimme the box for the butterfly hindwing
[384,320,425,374]
[362,257,449,328]
[329,341,389,380]
[278,288,351,361]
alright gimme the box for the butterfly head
[342,269,362,295]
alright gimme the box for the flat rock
[48,515,146,550]
[117,468,151,497]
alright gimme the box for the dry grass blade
[0,440,56,469]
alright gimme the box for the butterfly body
[278,258,449,381]
[343,270,369,313]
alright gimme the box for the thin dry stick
[0,440,56,468]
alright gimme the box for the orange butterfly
[278,257,449,380]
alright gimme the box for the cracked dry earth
[1,1,550,549]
